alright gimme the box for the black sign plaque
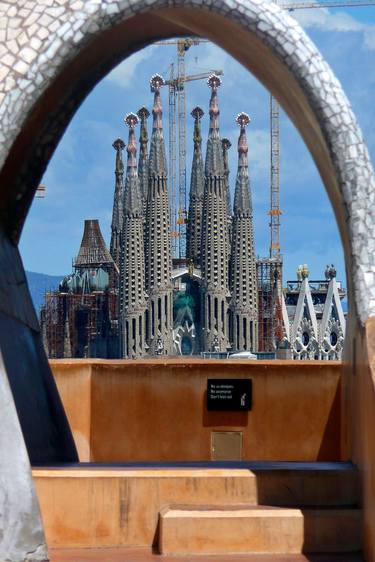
[207,379,252,411]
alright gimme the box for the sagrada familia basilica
[41,74,346,360]
[111,73,258,357]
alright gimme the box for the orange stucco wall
[50,359,342,462]
[343,318,375,562]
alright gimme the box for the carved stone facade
[144,75,174,355]
[120,113,148,358]
[181,77,259,355]
[110,138,125,272]
[114,75,173,357]
[186,107,204,267]
[200,76,231,352]
[281,266,346,360]
[230,113,258,352]
[112,74,258,357]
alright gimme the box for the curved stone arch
[0,1,375,559]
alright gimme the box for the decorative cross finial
[236,112,251,167]
[222,138,232,151]
[207,73,222,91]
[124,112,139,168]
[150,73,165,93]
[236,112,251,128]
[125,112,139,129]
[191,106,204,120]
[150,74,165,130]
[113,138,125,151]
[137,107,150,120]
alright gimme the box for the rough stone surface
[0,343,48,562]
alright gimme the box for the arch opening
[3,2,375,558]
[1,6,356,365]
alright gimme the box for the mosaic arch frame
[0,0,375,559]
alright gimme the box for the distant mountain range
[25,271,63,313]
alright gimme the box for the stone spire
[148,74,167,175]
[201,75,230,352]
[75,219,114,269]
[205,74,224,177]
[187,106,204,266]
[120,112,148,358]
[222,138,232,215]
[123,113,143,215]
[144,75,173,355]
[222,137,233,285]
[233,113,252,213]
[110,138,125,271]
[137,106,150,209]
[230,112,258,352]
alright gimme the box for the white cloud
[292,7,375,50]
[186,43,242,88]
[106,45,156,89]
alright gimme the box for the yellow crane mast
[269,0,375,259]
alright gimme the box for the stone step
[50,546,365,561]
[243,462,358,506]
[159,505,362,555]
[33,463,359,549]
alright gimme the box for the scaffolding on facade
[257,257,283,352]
[41,289,118,359]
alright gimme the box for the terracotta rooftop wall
[50,359,342,463]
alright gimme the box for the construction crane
[35,184,46,198]
[268,0,375,259]
[165,67,224,257]
[156,38,222,259]
[269,96,281,258]
[282,0,375,7]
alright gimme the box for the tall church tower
[137,106,150,211]
[187,106,204,267]
[120,113,148,358]
[144,74,173,355]
[222,137,232,236]
[230,113,258,351]
[222,137,233,289]
[110,138,125,271]
[201,75,230,352]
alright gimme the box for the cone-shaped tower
[187,106,204,266]
[230,112,258,351]
[222,138,232,220]
[120,112,148,358]
[137,106,150,211]
[201,75,230,352]
[144,75,173,355]
[110,138,125,271]
[75,219,114,269]
[222,137,233,288]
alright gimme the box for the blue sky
[19,5,375,287]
